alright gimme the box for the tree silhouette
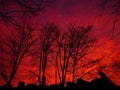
[0,23,34,86]
[55,23,95,87]
[55,30,70,87]
[36,23,59,86]
[0,0,49,27]
[67,24,95,83]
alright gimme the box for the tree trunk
[42,76,46,87]
[38,59,41,86]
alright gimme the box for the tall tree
[67,24,95,83]
[55,23,95,86]
[55,30,71,87]
[36,23,59,86]
[0,24,34,86]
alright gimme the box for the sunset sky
[0,0,120,87]
[24,0,120,86]
[39,0,120,37]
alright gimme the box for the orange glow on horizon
[5,37,119,87]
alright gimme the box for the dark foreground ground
[0,72,120,90]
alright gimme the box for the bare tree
[55,30,70,87]
[0,24,34,86]
[0,0,49,27]
[36,23,59,86]
[67,24,95,83]
[55,23,96,86]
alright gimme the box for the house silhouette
[91,71,116,90]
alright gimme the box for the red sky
[22,0,120,86]
[0,0,120,87]
[41,0,120,84]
